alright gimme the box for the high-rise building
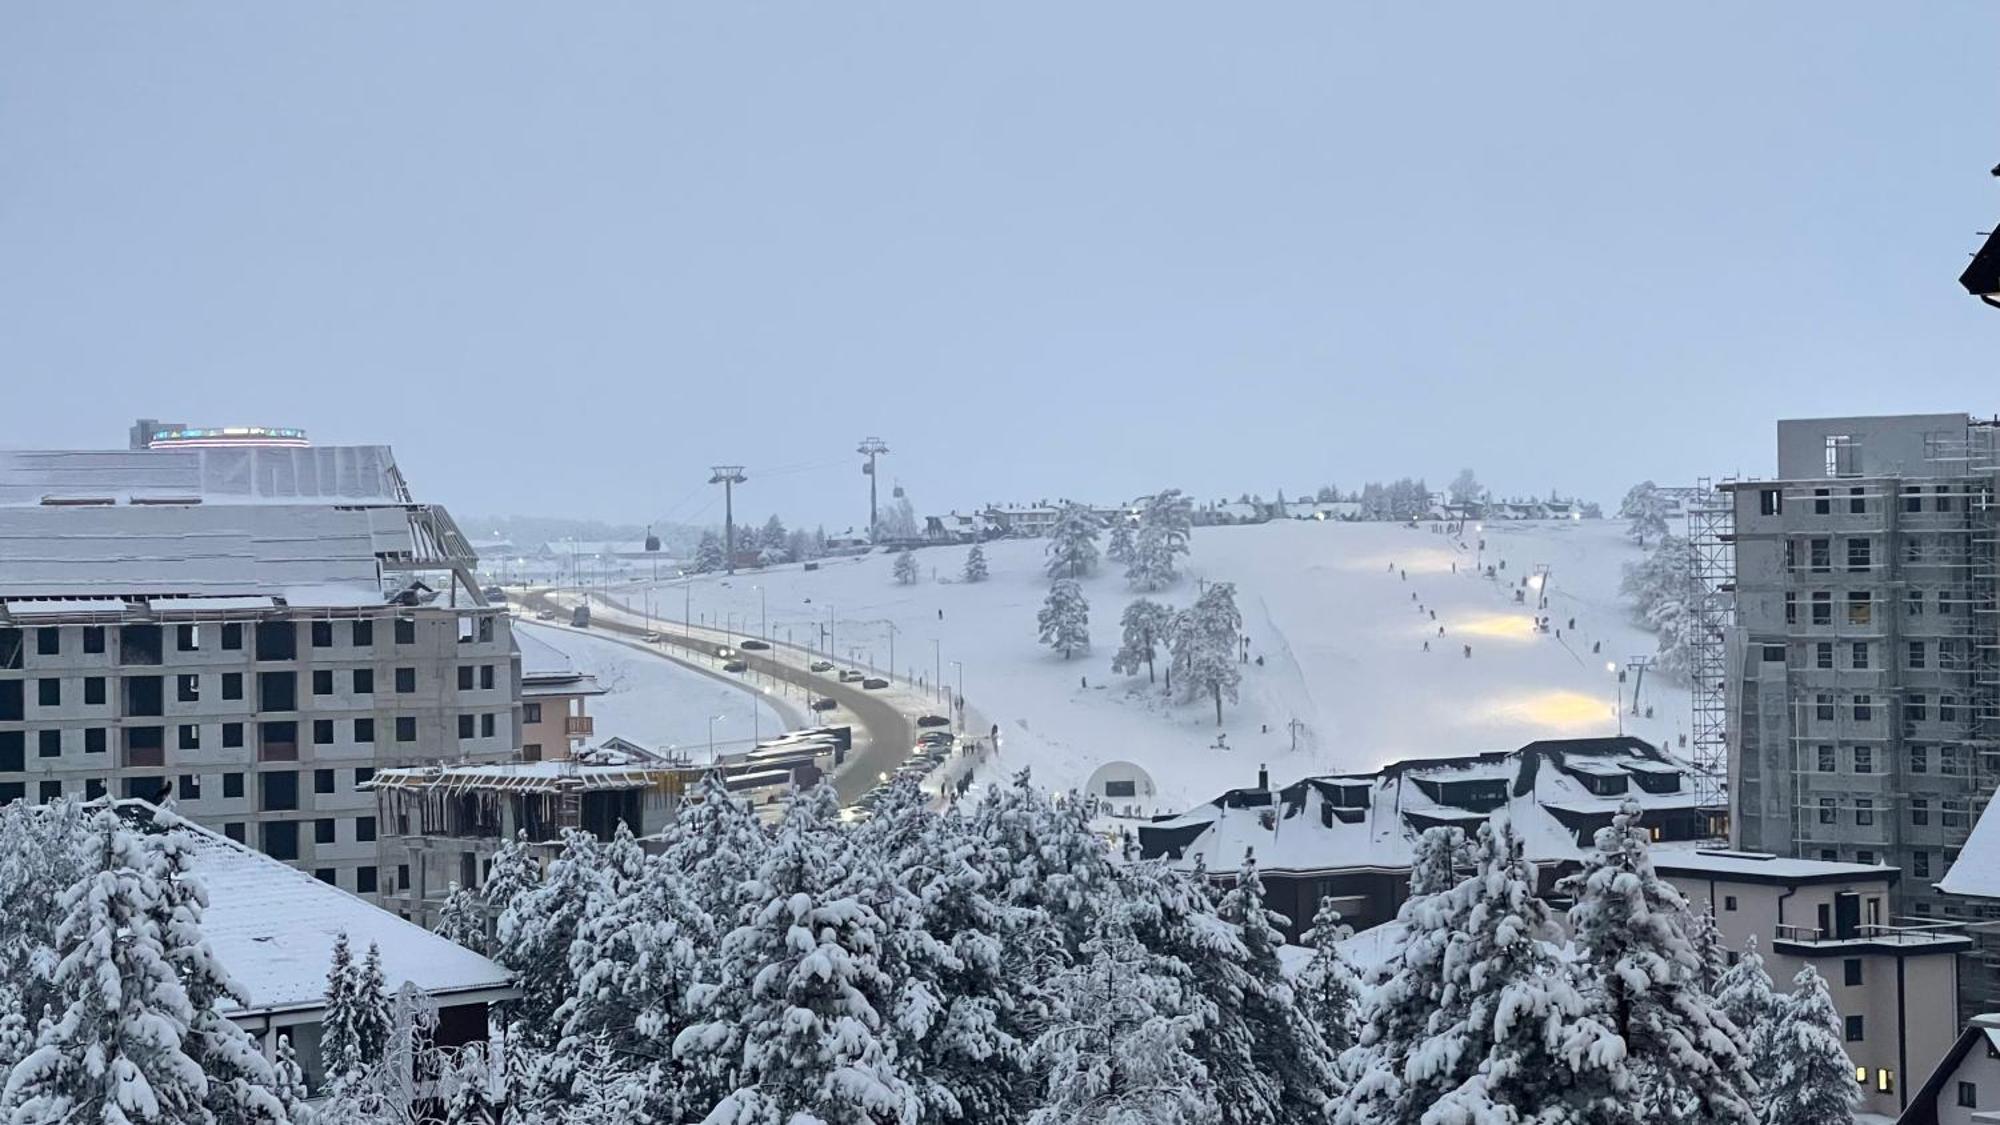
[1724,413,2000,1013]
[0,440,515,901]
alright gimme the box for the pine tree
[693,530,727,574]
[1620,481,1670,548]
[271,1035,308,1120]
[1173,583,1242,725]
[1216,852,1340,1122]
[481,831,542,921]
[1044,503,1102,580]
[5,810,208,1123]
[1713,936,1782,1080]
[962,543,989,583]
[1447,469,1481,506]
[657,772,769,930]
[970,770,1120,957]
[435,881,488,955]
[1295,897,1359,1058]
[1762,966,1857,1125]
[1038,579,1090,659]
[497,830,604,1052]
[894,548,920,586]
[441,1042,501,1125]
[1111,598,1175,685]
[1564,800,1756,1123]
[355,942,393,1071]
[1688,901,1728,995]
[1127,489,1194,592]
[320,933,364,1083]
[1107,518,1136,565]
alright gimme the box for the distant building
[513,628,604,761]
[1895,1012,2000,1124]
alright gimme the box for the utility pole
[857,437,889,541]
[709,465,747,575]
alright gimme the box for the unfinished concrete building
[1724,413,2000,1013]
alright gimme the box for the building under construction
[1722,413,2000,1014]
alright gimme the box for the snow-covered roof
[121,803,511,1018]
[367,760,688,794]
[0,446,408,508]
[513,628,605,697]
[1940,800,2000,899]
[1137,736,1706,877]
[1651,848,1896,884]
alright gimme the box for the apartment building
[0,441,517,899]
[1723,413,2000,1013]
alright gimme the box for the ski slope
[613,519,1691,811]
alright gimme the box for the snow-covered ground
[515,621,790,760]
[610,519,1691,811]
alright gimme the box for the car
[722,660,747,673]
[838,670,865,683]
[641,631,663,643]
[810,660,835,672]
[483,586,506,603]
[862,677,889,690]
[810,697,839,712]
[915,715,950,728]
[534,609,557,621]
[740,639,770,651]
[917,731,955,748]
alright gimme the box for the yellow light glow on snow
[1480,690,1614,730]
[1348,548,1461,576]
[1453,613,1538,642]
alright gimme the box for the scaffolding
[1687,477,1736,826]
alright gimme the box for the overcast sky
[3,4,1997,529]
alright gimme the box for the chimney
[1257,763,1269,791]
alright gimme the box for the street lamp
[753,585,767,639]
[950,659,964,729]
[932,638,942,703]
[708,714,725,762]
[1607,662,1625,736]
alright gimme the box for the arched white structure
[1084,759,1159,818]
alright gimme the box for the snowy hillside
[615,519,1689,811]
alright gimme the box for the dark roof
[1896,1018,1999,1125]
[1961,224,2000,303]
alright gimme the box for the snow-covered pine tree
[1111,597,1175,685]
[1333,827,1473,1125]
[675,785,915,1124]
[441,1042,502,1125]
[1127,489,1194,592]
[1563,800,1756,1123]
[496,829,605,1052]
[481,831,543,922]
[5,810,207,1123]
[1173,582,1242,725]
[969,770,1120,957]
[1107,518,1136,565]
[355,942,393,1071]
[271,1035,309,1119]
[693,530,727,574]
[1216,852,1340,1122]
[1620,481,1670,548]
[320,932,364,1084]
[1419,814,1631,1125]
[1038,579,1090,658]
[894,548,920,586]
[0,799,90,1027]
[1044,502,1101,580]
[149,811,291,1125]
[962,543,989,583]
[760,514,789,555]
[657,771,769,930]
[1447,469,1481,507]
[435,881,488,955]
[1688,900,1728,995]
[1621,534,1702,683]
[1762,965,1857,1125]
[1029,912,1219,1125]
[1713,935,1780,1077]
[1296,897,1360,1058]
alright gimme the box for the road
[514,588,919,804]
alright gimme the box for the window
[223,773,244,799]
[221,673,243,701]
[84,677,104,705]
[1847,537,1870,570]
[354,767,375,787]
[176,674,198,703]
[1844,959,1862,986]
[354,718,375,744]
[480,713,495,738]
[1855,798,1874,826]
[81,626,103,654]
[395,668,415,694]
[1851,642,1869,670]
[315,819,336,844]
[261,771,298,811]
[224,822,245,843]
[524,743,542,758]
[1816,694,1835,722]
[480,665,495,690]
[1815,642,1833,670]
[1910,641,1927,669]
[394,618,415,645]
[1814,489,1831,515]
[38,730,60,758]
[1785,539,1798,571]
[221,623,243,651]
[311,621,333,648]
[1914,798,1931,826]
[356,816,376,843]
[261,822,299,861]
[1906,695,1927,724]
[1907,589,1925,617]
[1914,850,1931,877]
[1942,695,1961,723]
[478,617,494,643]
[1858,849,1874,865]
[316,768,335,793]
[1724,895,1738,912]
[35,781,59,803]
[1960,1081,1978,1108]
[353,669,373,695]
[178,724,199,751]
[395,717,415,742]
[312,670,333,696]
[1905,485,1923,513]
[1816,745,1836,772]
[178,774,200,799]
[84,728,105,754]
[524,702,542,723]
[1850,486,1865,514]
[1810,538,1830,572]
[222,722,243,749]
[1945,800,1969,828]
[457,665,474,691]
[1785,592,1797,625]
[1819,798,1837,824]
[352,620,373,647]
[1847,591,1872,626]
[1936,484,1953,512]
[1912,745,1929,773]
[1812,592,1831,625]
[176,624,199,652]
[1853,695,1873,722]
[1853,747,1873,774]
[313,719,334,745]
[1760,489,1782,515]
[1941,590,1956,615]
[315,869,337,885]
[0,733,18,771]
[355,866,378,894]
[35,627,58,655]
[36,679,59,707]
[398,864,410,888]
[458,714,475,740]
[1845,1015,1864,1043]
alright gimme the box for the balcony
[1773,921,1972,954]
[565,715,594,737]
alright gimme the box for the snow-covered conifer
[271,1035,308,1120]
[1688,900,1728,994]
[693,530,727,574]
[1296,897,1360,1057]
[480,831,542,922]
[441,1042,502,1125]
[1127,490,1193,592]
[320,933,363,1083]
[435,881,488,955]
[962,543,989,583]
[1038,579,1090,659]
[1173,582,1242,725]
[1713,936,1781,1079]
[1044,503,1101,580]
[894,548,920,586]
[1447,469,1481,507]
[1107,518,1136,565]
[497,830,604,1051]
[970,771,1119,955]
[1762,966,1857,1125]
[354,942,393,1071]
[1216,852,1339,1121]
[1620,481,1670,548]
[1111,598,1175,685]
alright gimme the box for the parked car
[915,715,950,728]
[838,670,865,683]
[810,697,839,712]
[862,677,889,690]
[740,639,770,651]
[722,660,747,673]
[810,660,835,673]
[917,731,955,748]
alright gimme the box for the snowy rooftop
[1651,848,1897,884]
[0,446,408,508]
[123,803,512,1017]
[513,627,603,695]
[1940,800,2000,899]
[368,759,692,794]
